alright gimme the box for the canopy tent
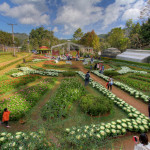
[37,46,51,54]
[51,42,93,56]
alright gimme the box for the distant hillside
[14,33,28,45]
[98,34,107,39]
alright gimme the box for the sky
[0,0,147,39]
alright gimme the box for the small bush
[16,63,26,68]
[5,69,19,75]
[62,71,76,77]
[104,70,119,76]
[79,94,113,116]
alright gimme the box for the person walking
[2,108,10,128]
[94,63,97,70]
[85,71,90,86]
[108,77,113,91]
[97,63,100,70]
[134,133,150,150]
[101,65,104,74]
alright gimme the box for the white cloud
[0,2,50,26]
[122,8,140,21]
[122,0,146,21]
[102,3,124,29]
[54,0,103,35]
[53,27,58,32]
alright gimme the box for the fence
[0,44,20,53]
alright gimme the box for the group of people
[94,63,104,74]
[106,77,113,91]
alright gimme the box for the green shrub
[5,69,19,75]
[104,70,119,76]
[0,75,9,81]
[62,71,76,77]
[79,94,113,116]
[16,63,26,68]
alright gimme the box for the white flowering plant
[0,131,51,150]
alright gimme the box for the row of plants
[117,66,147,74]
[0,54,31,71]
[63,71,149,148]
[11,67,60,77]
[62,71,76,77]
[128,74,150,83]
[102,57,150,70]
[129,72,150,78]
[41,78,86,119]
[0,130,52,150]
[0,75,41,95]
[32,58,50,62]
[0,78,57,120]
[116,75,150,92]
[30,66,65,73]
[5,69,20,75]
[92,70,149,102]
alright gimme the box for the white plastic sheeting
[116,49,150,63]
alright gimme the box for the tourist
[134,133,150,150]
[106,81,109,89]
[97,63,100,70]
[108,77,113,91]
[85,71,90,86]
[148,98,150,119]
[94,63,97,70]
[90,65,92,71]
[101,65,104,74]
[91,57,93,64]
[2,108,10,128]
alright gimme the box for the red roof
[39,46,49,50]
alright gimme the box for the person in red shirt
[2,108,10,128]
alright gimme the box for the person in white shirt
[134,133,150,150]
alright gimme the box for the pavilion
[37,46,51,54]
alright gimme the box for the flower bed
[11,67,61,77]
[0,131,51,150]
[0,78,57,120]
[32,59,50,62]
[42,78,86,119]
[63,71,150,147]
[92,70,149,102]
[117,66,147,74]
[0,75,41,95]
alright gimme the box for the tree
[107,28,130,51]
[29,27,59,49]
[140,18,150,46]
[73,28,83,41]
[130,22,142,48]
[79,30,100,52]
[140,0,150,19]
